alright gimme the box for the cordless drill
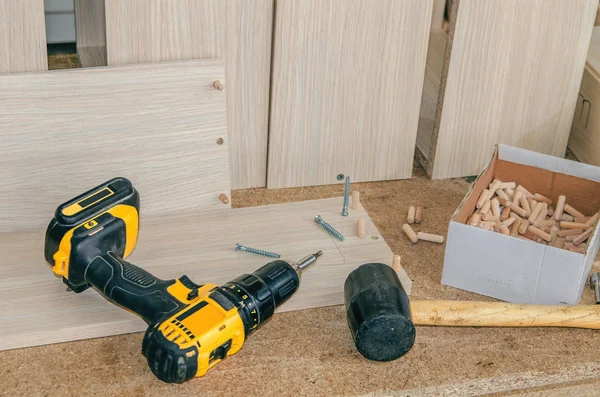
[44,177,321,383]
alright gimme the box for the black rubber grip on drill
[85,252,185,324]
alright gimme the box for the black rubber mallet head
[344,263,415,361]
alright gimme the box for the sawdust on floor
[2,161,600,397]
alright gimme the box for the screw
[337,174,344,181]
[235,243,280,258]
[314,215,344,241]
[341,176,350,216]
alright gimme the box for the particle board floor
[4,162,600,396]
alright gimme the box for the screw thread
[236,244,280,258]
[342,176,350,216]
[315,217,345,241]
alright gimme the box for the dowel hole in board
[337,174,345,181]
[216,138,224,145]
[371,236,379,240]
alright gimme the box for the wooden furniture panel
[0,59,231,233]
[427,0,597,179]
[74,0,107,67]
[0,198,393,350]
[416,30,447,163]
[267,0,433,188]
[105,0,273,189]
[569,29,600,166]
[0,0,47,73]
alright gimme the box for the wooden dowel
[468,213,480,226]
[560,221,589,230]
[574,217,591,224]
[219,193,230,204]
[481,213,499,222]
[564,204,585,218]
[416,232,444,244]
[357,218,366,237]
[516,185,533,198]
[402,224,418,243]
[534,203,548,226]
[481,200,491,215]
[500,207,511,221]
[351,191,361,210]
[496,189,510,201]
[510,218,521,236]
[558,228,584,238]
[528,202,544,224]
[586,212,599,227]
[573,227,594,246]
[510,201,527,217]
[476,189,490,209]
[498,182,516,190]
[392,255,402,272]
[528,225,552,242]
[518,219,530,234]
[532,193,552,206]
[491,198,501,217]
[505,187,515,199]
[407,206,416,224]
[415,206,422,224]
[550,226,558,242]
[553,195,566,221]
[519,194,531,217]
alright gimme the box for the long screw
[341,176,350,216]
[235,243,281,258]
[314,215,344,241]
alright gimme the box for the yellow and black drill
[44,177,321,383]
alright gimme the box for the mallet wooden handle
[411,300,600,329]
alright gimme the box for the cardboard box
[441,145,600,304]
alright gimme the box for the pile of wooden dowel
[467,180,599,253]
[402,206,445,244]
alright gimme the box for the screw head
[336,174,344,181]
[235,243,243,251]
[314,215,322,223]
[341,210,349,217]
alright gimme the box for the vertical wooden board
[74,0,107,67]
[0,0,47,73]
[430,0,597,179]
[105,0,273,189]
[0,59,231,233]
[267,0,433,188]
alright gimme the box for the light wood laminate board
[267,0,433,188]
[416,30,447,161]
[0,198,394,350]
[74,0,107,67]
[429,0,597,179]
[0,0,47,73]
[0,59,231,233]
[105,0,273,189]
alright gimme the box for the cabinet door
[267,0,433,188]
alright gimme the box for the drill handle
[85,252,185,324]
